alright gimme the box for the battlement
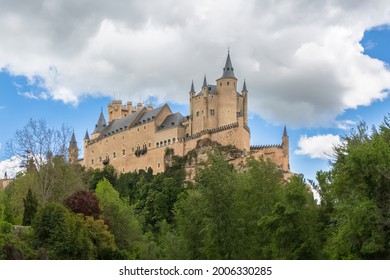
[178,122,239,142]
[250,144,283,150]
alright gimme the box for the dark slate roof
[221,52,236,79]
[195,84,218,97]
[190,80,195,93]
[134,106,165,126]
[84,130,90,140]
[202,75,207,87]
[92,111,107,134]
[69,132,77,149]
[157,112,184,131]
[101,110,144,137]
[242,80,248,92]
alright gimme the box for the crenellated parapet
[250,144,283,150]
[178,122,239,142]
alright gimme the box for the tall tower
[68,132,79,163]
[241,80,249,127]
[282,125,290,171]
[216,51,238,127]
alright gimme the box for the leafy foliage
[65,190,101,219]
[22,189,38,226]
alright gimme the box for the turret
[91,111,107,140]
[68,132,79,163]
[242,80,248,127]
[282,125,290,170]
[201,75,208,96]
[84,129,90,147]
[216,51,238,127]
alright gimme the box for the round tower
[216,51,238,127]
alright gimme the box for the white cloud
[0,156,22,179]
[335,119,357,130]
[0,0,390,126]
[295,134,343,160]
[17,91,39,100]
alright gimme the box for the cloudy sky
[1,0,390,181]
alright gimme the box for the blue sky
[1,1,390,182]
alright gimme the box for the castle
[69,52,290,178]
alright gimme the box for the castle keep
[70,53,290,177]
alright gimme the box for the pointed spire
[242,79,248,92]
[202,75,207,88]
[221,51,236,78]
[283,125,288,137]
[190,80,195,93]
[92,111,107,134]
[69,131,78,149]
[84,130,90,141]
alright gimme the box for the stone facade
[73,52,290,176]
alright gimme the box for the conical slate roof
[190,80,195,93]
[202,75,208,88]
[92,111,107,134]
[221,52,236,78]
[283,125,288,137]
[242,80,248,92]
[69,132,77,149]
[84,130,90,140]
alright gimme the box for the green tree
[324,118,390,259]
[259,175,321,259]
[22,189,39,226]
[95,178,142,257]
[32,203,95,259]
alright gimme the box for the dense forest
[1,116,390,260]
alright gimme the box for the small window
[164,140,167,146]
[113,152,116,159]
[171,122,175,125]
[156,142,159,148]
[99,157,102,163]
[227,82,230,86]
[91,159,94,165]
[122,149,126,156]
[168,139,171,144]
[173,138,176,143]
[158,162,161,168]
[196,111,199,117]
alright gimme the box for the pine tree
[22,189,38,226]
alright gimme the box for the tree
[259,175,321,259]
[32,203,95,259]
[22,189,38,226]
[6,119,72,170]
[324,118,390,259]
[95,178,142,257]
[65,190,101,219]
